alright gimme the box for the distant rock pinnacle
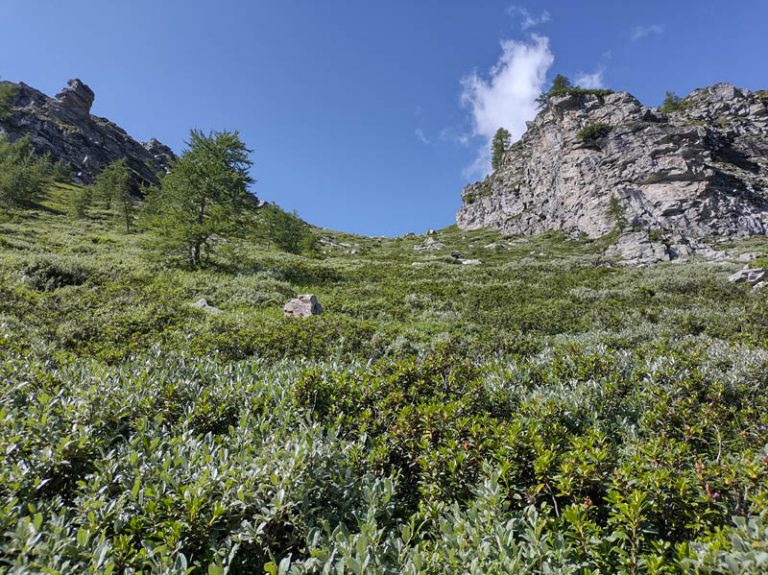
[54,79,95,118]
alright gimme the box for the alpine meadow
[2,2,768,574]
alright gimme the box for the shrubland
[1,145,768,572]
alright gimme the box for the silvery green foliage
[0,354,385,573]
[1,342,768,573]
[684,510,768,574]
[408,469,578,575]
[284,467,579,575]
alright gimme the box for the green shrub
[606,195,628,231]
[577,122,612,143]
[648,228,664,242]
[463,180,494,205]
[70,185,93,218]
[259,203,317,255]
[21,258,91,291]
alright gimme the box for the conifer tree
[491,127,512,171]
[0,135,51,208]
[143,129,254,266]
[92,159,133,230]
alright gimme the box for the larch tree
[143,129,254,266]
[491,127,512,171]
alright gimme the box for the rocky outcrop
[605,230,760,266]
[728,268,765,285]
[0,79,175,186]
[457,83,768,238]
[53,79,95,119]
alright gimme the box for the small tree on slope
[143,129,254,266]
[93,159,134,231]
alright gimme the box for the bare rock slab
[284,294,323,318]
[605,232,670,266]
[728,268,766,285]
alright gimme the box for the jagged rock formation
[457,83,768,238]
[0,79,175,186]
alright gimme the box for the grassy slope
[2,184,768,573]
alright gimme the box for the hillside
[458,83,768,239]
[2,183,768,572]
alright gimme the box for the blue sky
[1,1,767,236]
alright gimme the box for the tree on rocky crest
[536,74,573,107]
[491,128,511,171]
[143,129,254,266]
[550,74,573,93]
[660,91,685,114]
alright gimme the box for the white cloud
[574,69,605,89]
[506,6,550,30]
[631,24,665,41]
[439,126,470,146]
[414,128,430,144]
[461,34,554,177]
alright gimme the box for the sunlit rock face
[457,83,768,238]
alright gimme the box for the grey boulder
[190,298,222,314]
[414,237,445,251]
[284,294,323,318]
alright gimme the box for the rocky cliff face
[457,83,768,238]
[0,79,175,186]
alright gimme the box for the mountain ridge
[0,78,175,187]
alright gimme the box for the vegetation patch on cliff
[577,122,613,144]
